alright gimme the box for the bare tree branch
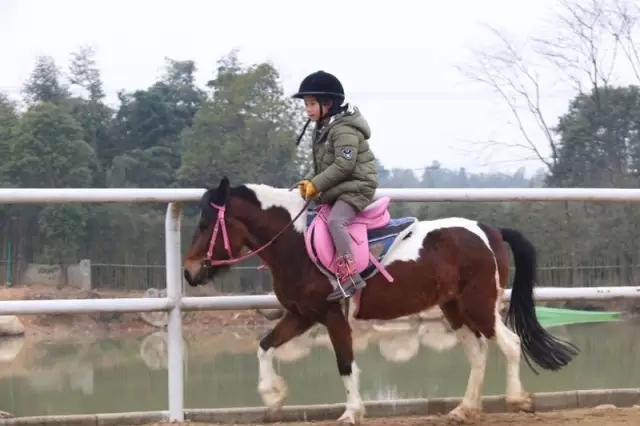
[456,25,557,171]
[543,0,640,185]
[458,0,640,175]
[606,0,640,83]
[532,0,618,97]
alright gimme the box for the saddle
[304,197,417,284]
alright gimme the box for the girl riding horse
[293,70,379,302]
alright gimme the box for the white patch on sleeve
[341,148,353,160]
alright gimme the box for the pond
[0,318,637,417]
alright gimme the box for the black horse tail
[500,227,580,374]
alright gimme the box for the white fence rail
[2,187,640,421]
[7,186,640,203]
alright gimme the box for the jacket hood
[328,104,371,139]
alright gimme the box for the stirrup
[352,277,366,290]
[327,281,355,301]
[327,255,364,301]
[327,273,366,302]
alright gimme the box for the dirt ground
[140,406,640,425]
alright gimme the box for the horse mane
[230,184,262,206]
[199,184,261,212]
[201,182,307,232]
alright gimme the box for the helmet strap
[295,119,311,146]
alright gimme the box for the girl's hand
[297,180,318,200]
[296,180,308,197]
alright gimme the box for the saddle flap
[306,217,372,274]
[348,223,368,245]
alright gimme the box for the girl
[292,70,379,302]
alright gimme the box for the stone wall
[20,259,91,290]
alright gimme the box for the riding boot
[327,254,367,302]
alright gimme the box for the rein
[204,197,313,267]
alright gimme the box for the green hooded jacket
[308,105,379,212]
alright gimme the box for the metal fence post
[165,202,184,421]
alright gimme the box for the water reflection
[0,317,637,417]
[0,337,24,363]
[139,331,188,370]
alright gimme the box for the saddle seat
[304,196,418,287]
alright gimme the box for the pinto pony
[182,177,578,425]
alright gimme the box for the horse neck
[238,205,309,282]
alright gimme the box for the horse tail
[499,227,579,374]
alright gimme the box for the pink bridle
[204,199,312,267]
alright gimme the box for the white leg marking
[492,270,533,411]
[337,362,365,424]
[495,320,526,398]
[448,326,488,423]
[458,326,488,409]
[257,347,288,412]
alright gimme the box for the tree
[160,57,205,126]
[69,45,105,102]
[8,102,95,188]
[67,46,114,186]
[0,94,17,179]
[458,0,640,285]
[456,26,559,171]
[3,45,638,293]
[7,102,96,285]
[177,50,304,188]
[548,85,640,188]
[22,56,70,106]
[458,0,640,173]
[547,85,640,282]
[385,168,420,188]
[107,146,176,188]
[607,0,640,82]
[107,58,205,188]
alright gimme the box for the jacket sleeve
[311,127,358,192]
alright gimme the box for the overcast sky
[0,0,626,176]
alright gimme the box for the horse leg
[440,300,489,424]
[491,273,533,411]
[257,312,315,412]
[323,308,365,425]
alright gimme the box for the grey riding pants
[327,199,357,262]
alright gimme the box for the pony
[182,177,578,425]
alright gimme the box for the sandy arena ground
[140,406,640,425]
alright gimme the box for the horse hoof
[506,392,534,413]
[447,404,479,425]
[337,408,365,424]
[258,375,288,412]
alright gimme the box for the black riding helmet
[292,70,345,105]
[293,71,347,145]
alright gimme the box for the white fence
[2,187,640,422]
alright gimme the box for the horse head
[183,176,247,286]
[182,176,308,287]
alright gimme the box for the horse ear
[218,176,231,204]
